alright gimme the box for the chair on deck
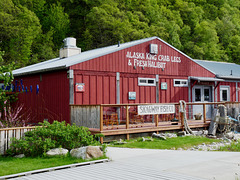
[129,111,144,127]
[103,110,119,129]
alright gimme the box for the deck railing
[0,126,36,155]
[71,101,240,142]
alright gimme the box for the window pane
[204,89,210,101]
[140,79,146,83]
[148,80,154,84]
[175,81,180,84]
[195,89,201,101]
[222,90,227,101]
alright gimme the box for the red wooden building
[12,37,240,124]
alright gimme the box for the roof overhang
[216,74,240,80]
[13,65,67,77]
[190,76,225,82]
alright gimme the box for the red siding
[70,38,214,105]
[14,70,69,124]
[71,39,215,78]
[217,82,237,102]
[74,71,116,104]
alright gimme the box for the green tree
[0,51,15,109]
[0,0,41,68]
[41,3,70,49]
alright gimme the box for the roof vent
[150,44,158,54]
[60,37,81,58]
[63,37,77,48]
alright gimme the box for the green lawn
[0,155,107,176]
[219,142,240,152]
[110,136,221,150]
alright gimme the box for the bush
[6,121,101,157]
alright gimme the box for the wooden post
[155,114,159,134]
[203,103,206,123]
[100,105,103,144]
[126,105,129,140]
[155,114,158,127]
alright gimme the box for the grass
[110,136,221,150]
[0,155,107,176]
[219,141,240,152]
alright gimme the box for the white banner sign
[138,104,175,115]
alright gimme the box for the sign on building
[138,104,175,115]
[75,83,85,92]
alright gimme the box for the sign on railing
[138,104,175,115]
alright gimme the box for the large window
[138,78,156,86]
[220,86,230,101]
[174,79,188,87]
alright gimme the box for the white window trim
[220,85,230,101]
[174,79,188,87]
[138,77,156,86]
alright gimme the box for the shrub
[6,121,101,157]
[0,103,29,128]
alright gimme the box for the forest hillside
[1,0,240,68]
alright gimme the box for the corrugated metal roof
[194,60,240,79]
[12,36,194,76]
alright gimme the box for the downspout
[215,81,218,102]
[155,75,159,123]
[156,75,159,103]
[68,69,74,105]
[236,82,238,102]
[116,72,120,121]
[116,72,120,104]
[188,77,191,119]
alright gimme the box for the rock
[70,146,103,160]
[165,133,177,138]
[178,131,186,136]
[225,132,234,139]
[113,139,127,145]
[142,137,153,141]
[233,134,240,141]
[14,154,25,158]
[192,131,203,136]
[86,146,104,159]
[70,147,87,159]
[203,130,208,135]
[152,133,166,140]
[46,148,68,156]
[208,135,217,139]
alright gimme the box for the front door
[192,86,213,119]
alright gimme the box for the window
[138,78,156,86]
[220,86,230,101]
[195,88,201,102]
[204,88,210,101]
[174,79,188,87]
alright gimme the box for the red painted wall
[14,37,218,125]
[71,38,215,78]
[217,81,237,102]
[71,38,207,105]
[14,70,69,124]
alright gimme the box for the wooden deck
[89,120,210,141]
[71,102,240,143]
